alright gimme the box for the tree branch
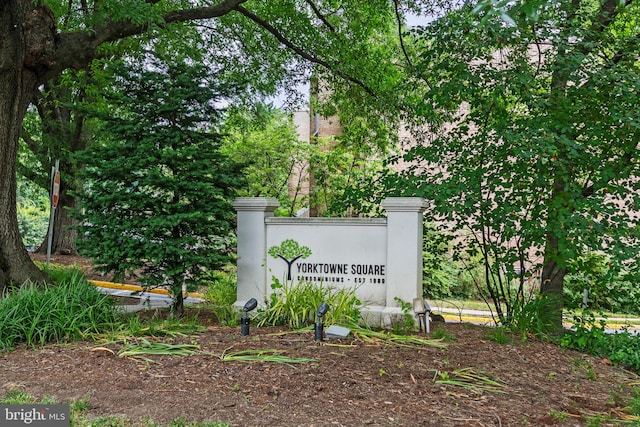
[49,0,375,99]
[304,0,336,32]
[48,0,248,81]
[233,5,376,97]
[393,0,413,69]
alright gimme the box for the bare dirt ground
[2,253,636,426]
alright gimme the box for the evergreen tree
[75,59,244,316]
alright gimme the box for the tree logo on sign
[268,239,312,281]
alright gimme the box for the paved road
[431,305,640,334]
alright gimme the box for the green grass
[431,326,456,342]
[257,278,361,329]
[0,391,229,427]
[201,269,239,326]
[0,270,121,351]
[482,326,513,344]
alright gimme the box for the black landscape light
[314,302,329,341]
[241,298,258,336]
[413,298,427,334]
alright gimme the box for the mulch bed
[1,311,638,426]
[5,252,636,426]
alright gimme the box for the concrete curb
[90,280,204,299]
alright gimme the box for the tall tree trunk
[0,1,52,292]
[540,232,567,335]
[537,3,576,333]
[173,292,185,318]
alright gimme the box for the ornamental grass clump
[0,269,120,351]
[257,277,361,329]
[202,269,239,326]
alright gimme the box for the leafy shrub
[257,277,361,328]
[17,204,49,248]
[202,269,238,326]
[36,261,84,284]
[422,224,481,300]
[564,252,640,315]
[16,177,49,248]
[0,270,120,350]
[560,310,640,373]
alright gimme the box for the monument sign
[233,197,426,327]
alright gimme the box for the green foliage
[482,326,513,344]
[74,58,244,314]
[560,311,608,354]
[202,269,239,326]
[560,310,640,373]
[504,295,558,340]
[257,277,361,329]
[564,252,640,315]
[422,223,480,300]
[0,270,120,350]
[17,204,49,248]
[1,391,40,405]
[630,388,640,418]
[387,0,640,331]
[97,313,205,344]
[36,261,84,284]
[221,105,310,216]
[16,176,49,248]
[391,297,416,335]
[431,326,456,342]
[310,136,389,217]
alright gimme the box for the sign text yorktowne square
[296,262,385,276]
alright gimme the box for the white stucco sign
[233,197,426,326]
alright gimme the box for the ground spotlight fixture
[413,297,431,334]
[241,298,258,336]
[413,298,426,332]
[314,302,329,341]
